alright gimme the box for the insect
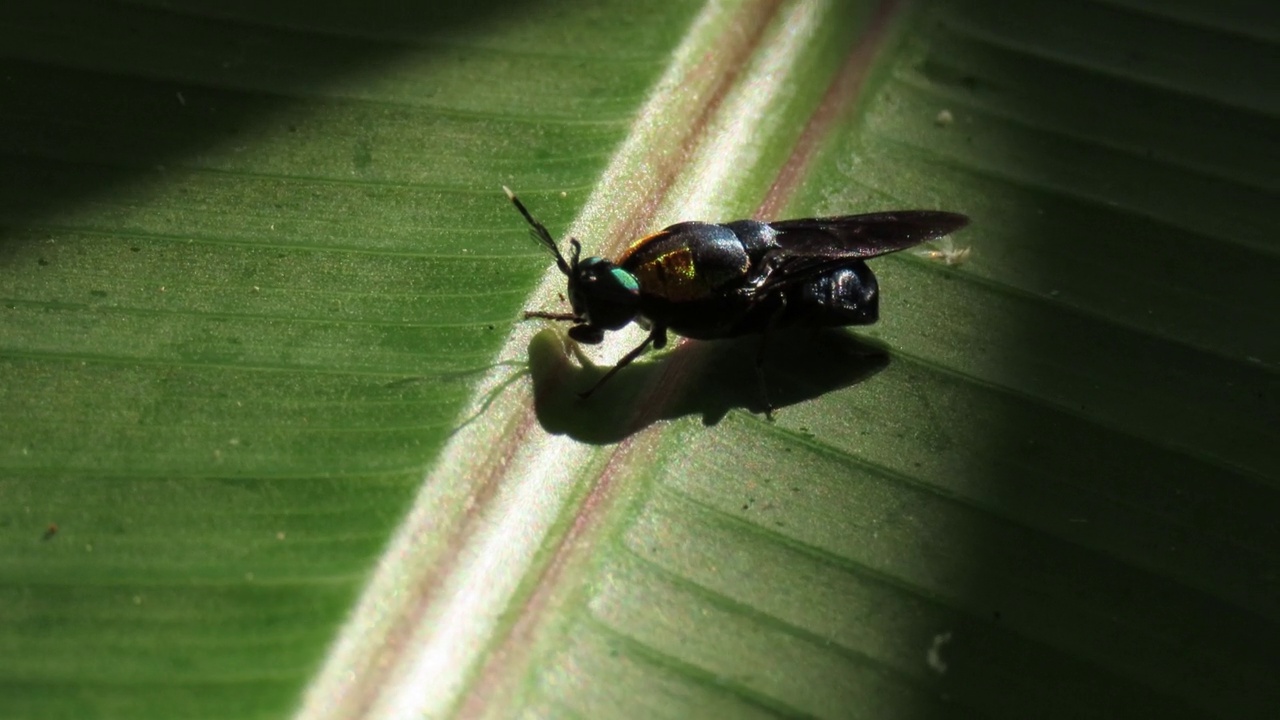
[507,187,968,416]
[913,235,971,266]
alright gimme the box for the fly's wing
[754,210,969,293]
[769,211,969,258]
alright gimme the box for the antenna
[503,187,571,276]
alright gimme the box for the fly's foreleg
[578,326,666,399]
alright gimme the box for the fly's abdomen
[782,262,879,327]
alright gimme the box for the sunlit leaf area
[1,0,1276,717]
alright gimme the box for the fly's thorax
[721,219,778,257]
[621,222,758,303]
[571,256,640,331]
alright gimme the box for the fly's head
[506,187,640,344]
[566,250,640,342]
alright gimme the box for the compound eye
[580,258,638,291]
[568,324,605,344]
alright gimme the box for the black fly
[508,187,968,417]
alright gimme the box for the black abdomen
[780,262,878,328]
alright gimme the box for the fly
[506,187,968,417]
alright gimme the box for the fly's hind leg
[755,299,787,421]
[755,337,774,421]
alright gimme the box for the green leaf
[2,0,1277,718]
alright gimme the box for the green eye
[610,268,639,293]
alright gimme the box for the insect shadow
[526,327,890,444]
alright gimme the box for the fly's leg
[579,326,666,399]
[524,311,578,321]
[738,249,786,298]
[755,298,786,421]
[651,326,669,349]
[755,336,774,421]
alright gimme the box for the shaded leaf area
[0,0,695,717]
[520,1,1280,718]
